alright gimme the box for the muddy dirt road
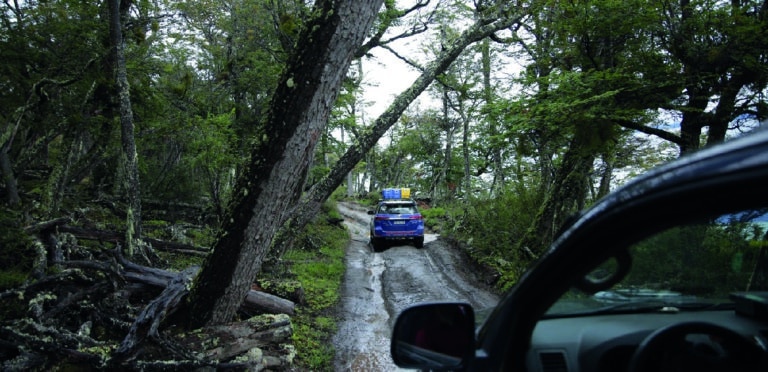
[332,202,500,371]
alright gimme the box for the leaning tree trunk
[184,0,385,328]
[267,5,525,262]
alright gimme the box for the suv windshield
[379,203,418,214]
[548,208,768,316]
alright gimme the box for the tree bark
[184,0,385,328]
[481,38,503,197]
[108,0,145,262]
[0,148,20,205]
[440,90,455,200]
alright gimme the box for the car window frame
[476,131,768,371]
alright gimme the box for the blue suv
[368,199,425,252]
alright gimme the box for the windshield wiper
[544,300,734,319]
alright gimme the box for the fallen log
[116,314,294,370]
[242,289,296,316]
[23,216,72,233]
[120,270,296,316]
[111,266,295,367]
[2,240,296,370]
[58,225,209,256]
[176,313,293,361]
[112,266,199,363]
[112,252,295,316]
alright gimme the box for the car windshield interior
[548,208,768,317]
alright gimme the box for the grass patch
[285,199,349,371]
[291,313,338,370]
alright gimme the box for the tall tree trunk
[596,150,614,200]
[1,91,26,206]
[47,133,80,216]
[516,128,597,258]
[108,0,145,261]
[185,0,385,328]
[0,148,20,206]
[462,106,471,198]
[481,38,503,197]
[439,89,450,200]
[267,5,525,262]
[678,86,707,154]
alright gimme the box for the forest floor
[0,217,297,371]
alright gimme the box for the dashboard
[526,310,768,372]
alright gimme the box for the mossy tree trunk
[0,147,20,206]
[515,126,601,260]
[108,0,146,262]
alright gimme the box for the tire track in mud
[332,204,402,371]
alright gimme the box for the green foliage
[139,110,238,206]
[329,185,347,201]
[369,110,446,193]
[158,251,206,272]
[628,218,765,295]
[307,165,331,189]
[420,207,446,231]
[285,225,346,312]
[320,198,343,221]
[356,191,381,207]
[187,226,218,248]
[291,313,336,370]
[281,200,348,371]
[440,187,544,290]
[0,209,35,289]
[0,270,28,292]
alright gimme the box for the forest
[1,0,767,370]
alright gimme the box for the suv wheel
[414,237,424,249]
[371,237,383,252]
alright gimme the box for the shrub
[420,207,446,231]
[438,187,543,290]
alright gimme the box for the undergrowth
[437,188,543,291]
[0,209,35,291]
[284,198,348,371]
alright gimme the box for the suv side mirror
[391,303,475,370]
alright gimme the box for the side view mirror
[391,302,476,370]
[577,249,632,293]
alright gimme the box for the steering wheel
[628,321,766,372]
